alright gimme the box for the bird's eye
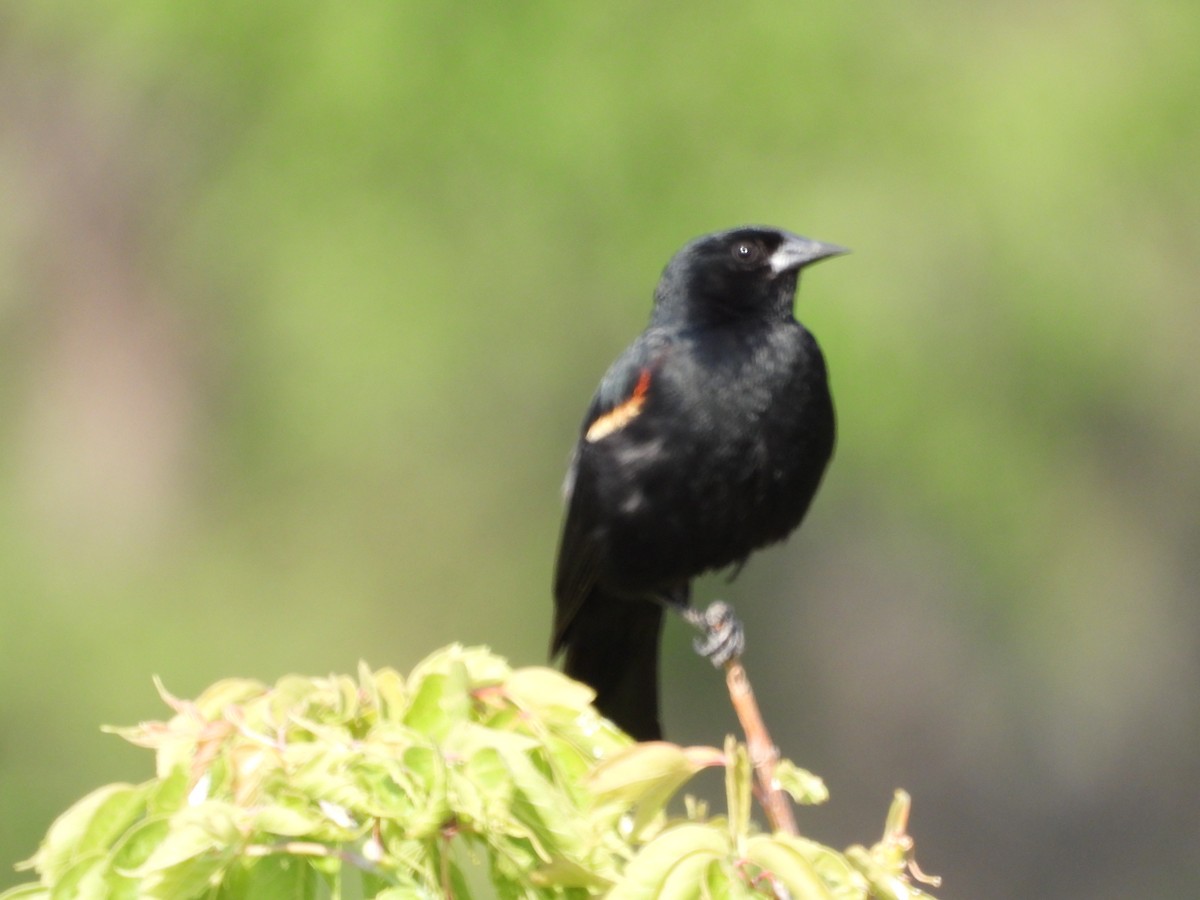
[732,241,763,265]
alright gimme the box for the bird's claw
[683,600,745,668]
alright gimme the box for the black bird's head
[652,226,847,326]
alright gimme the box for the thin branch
[723,657,797,835]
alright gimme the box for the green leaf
[453,745,514,826]
[266,675,324,725]
[216,854,318,899]
[332,673,362,721]
[743,834,833,900]
[447,720,583,857]
[397,744,450,838]
[657,851,722,900]
[109,817,170,874]
[123,804,239,877]
[23,783,144,881]
[773,759,829,806]
[47,854,107,900]
[724,737,752,840]
[147,767,189,817]
[503,666,595,715]
[191,678,268,720]
[612,823,731,900]
[407,644,511,690]
[404,663,471,739]
[252,804,326,838]
[446,720,540,758]
[507,776,581,861]
[352,759,420,822]
[373,668,410,721]
[359,663,409,723]
[74,784,148,859]
[125,806,241,899]
[590,742,723,838]
[884,790,911,837]
[142,855,231,900]
[772,836,865,900]
[530,855,613,891]
[702,858,760,900]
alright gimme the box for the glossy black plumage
[551,226,844,740]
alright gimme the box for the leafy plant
[3,646,937,898]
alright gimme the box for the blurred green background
[2,2,1197,896]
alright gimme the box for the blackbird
[551,226,845,740]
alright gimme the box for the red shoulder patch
[585,368,652,443]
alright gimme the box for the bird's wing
[550,334,670,656]
[550,467,602,655]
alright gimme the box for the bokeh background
[2,3,1197,896]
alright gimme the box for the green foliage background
[0,3,1196,896]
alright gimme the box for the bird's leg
[681,600,745,667]
[652,587,746,667]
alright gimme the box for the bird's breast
[593,323,833,586]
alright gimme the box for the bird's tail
[560,593,664,741]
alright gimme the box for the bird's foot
[682,600,745,668]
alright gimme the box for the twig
[723,657,797,835]
[683,601,797,835]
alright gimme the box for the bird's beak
[768,235,850,275]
